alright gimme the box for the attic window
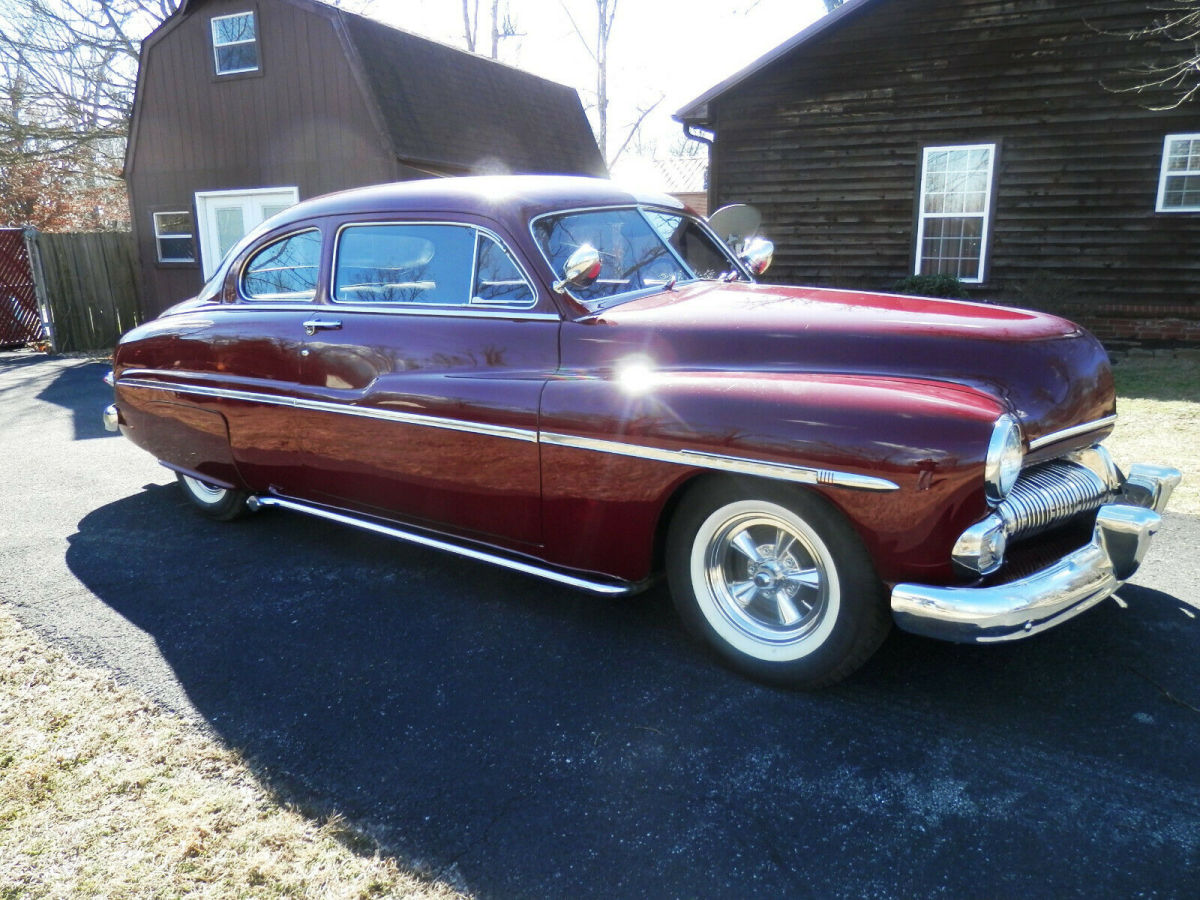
[1157,134,1200,213]
[211,12,259,75]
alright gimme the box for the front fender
[539,370,1006,583]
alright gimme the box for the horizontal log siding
[709,0,1200,310]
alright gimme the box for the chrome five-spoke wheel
[701,507,835,652]
[667,480,890,687]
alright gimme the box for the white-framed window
[1157,133,1200,213]
[915,143,997,283]
[211,11,259,75]
[153,211,195,263]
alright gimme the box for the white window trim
[1156,133,1200,213]
[914,143,997,284]
[211,11,259,76]
[153,211,195,263]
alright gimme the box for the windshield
[532,206,748,308]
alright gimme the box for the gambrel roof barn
[126,0,604,316]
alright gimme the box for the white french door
[195,186,300,279]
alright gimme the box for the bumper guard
[891,464,1182,643]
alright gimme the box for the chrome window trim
[528,204,753,311]
[116,372,897,492]
[165,300,559,322]
[1028,415,1118,451]
[238,227,322,303]
[159,301,556,321]
[330,220,540,312]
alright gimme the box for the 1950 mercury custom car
[104,176,1181,686]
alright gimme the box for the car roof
[272,175,686,226]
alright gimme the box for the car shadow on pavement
[1,356,117,439]
[65,485,1200,898]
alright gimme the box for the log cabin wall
[704,0,1199,323]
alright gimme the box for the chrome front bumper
[891,464,1182,643]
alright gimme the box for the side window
[472,234,535,307]
[212,12,259,75]
[242,230,321,301]
[335,224,523,307]
[643,210,741,281]
[915,143,996,284]
[153,211,195,264]
[532,208,688,304]
[1157,133,1200,212]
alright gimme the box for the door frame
[194,186,300,279]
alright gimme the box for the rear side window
[473,234,535,306]
[242,230,321,301]
[334,223,535,308]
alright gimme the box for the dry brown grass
[0,607,463,900]
[1107,356,1200,517]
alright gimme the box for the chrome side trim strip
[251,496,640,596]
[1028,415,1117,451]
[541,432,900,492]
[117,376,539,443]
[118,374,899,492]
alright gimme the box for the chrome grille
[997,459,1115,540]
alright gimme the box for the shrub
[891,273,969,299]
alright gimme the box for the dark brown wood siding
[708,0,1199,311]
[127,0,396,315]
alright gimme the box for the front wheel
[666,481,890,688]
[176,472,249,521]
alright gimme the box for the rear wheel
[666,480,890,687]
[176,472,249,521]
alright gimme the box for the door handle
[302,318,342,336]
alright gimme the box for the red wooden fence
[0,228,45,347]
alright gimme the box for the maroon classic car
[105,176,1180,686]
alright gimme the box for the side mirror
[739,236,774,276]
[553,244,602,294]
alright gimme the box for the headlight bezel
[984,414,1024,505]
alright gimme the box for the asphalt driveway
[3,352,1199,898]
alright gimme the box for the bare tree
[0,0,179,157]
[1111,1,1200,108]
[0,61,126,228]
[462,0,519,59]
[560,0,619,162]
[462,0,480,52]
[0,0,180,227]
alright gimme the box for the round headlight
[985,415,1023,504]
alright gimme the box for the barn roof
[130,0,605,177]
[674,0,880,126]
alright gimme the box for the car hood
[574,281,1115,448]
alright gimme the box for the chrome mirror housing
[553,244,602,294]
[739,236,774,276]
